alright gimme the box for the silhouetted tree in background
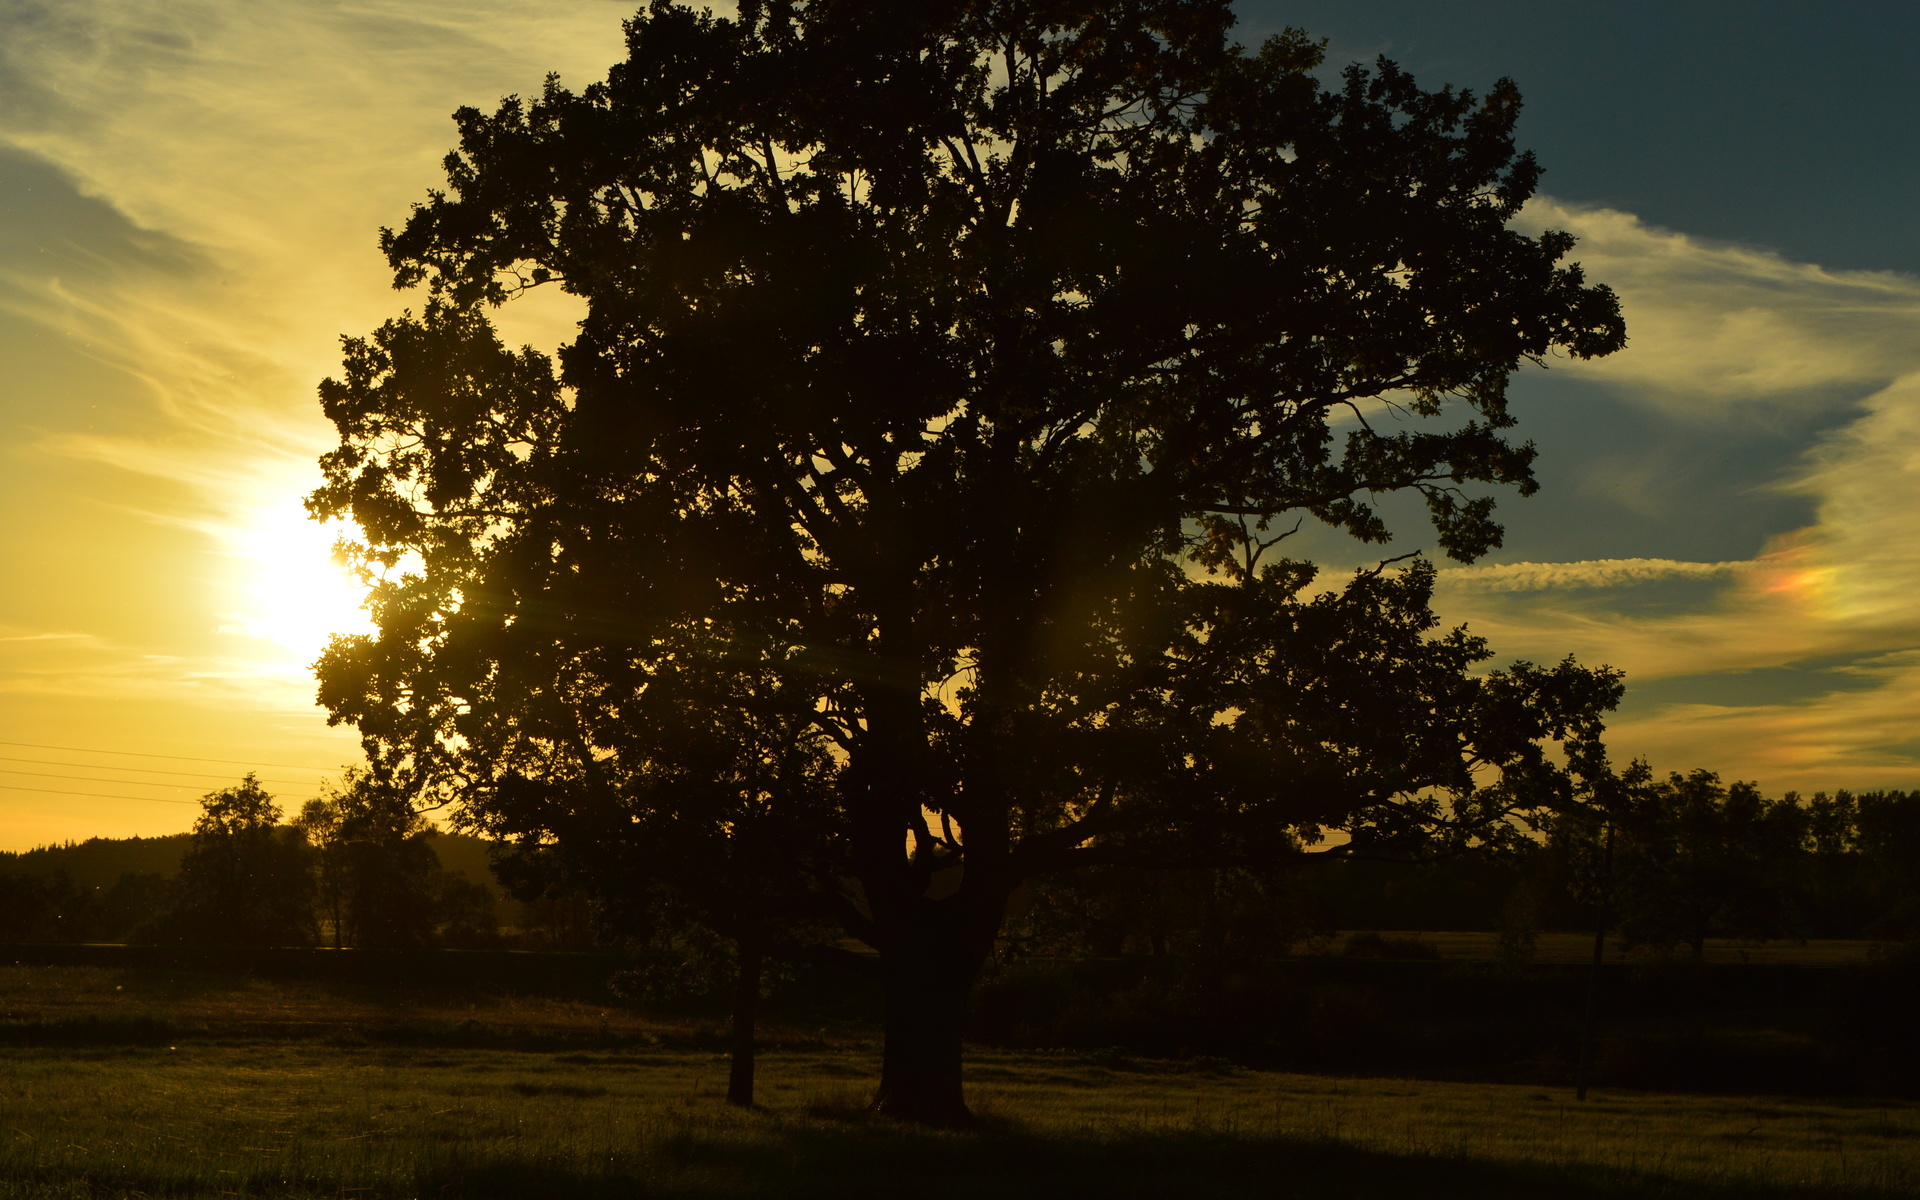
[1542,772,1920,960]
[1795,788,1920,941]
[0,869,94,942]
[296,795,349,949]
[1001,862,1317,961]
[1600,768,1807,960]
[2,778,1916,979]
[434,870,504,949]
[147,775,316,947]
[301,769,442,950]
[312,0,1626,1122]
[1852,790,1920,939]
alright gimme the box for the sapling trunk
[726,934,763,1107]
[1577,821,1614,1101]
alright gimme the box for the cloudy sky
[2,1,1916,848]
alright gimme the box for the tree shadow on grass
[418,1124,1893,1200]
[2,1124,1893,1199]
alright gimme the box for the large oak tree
[312,0,1626,1123]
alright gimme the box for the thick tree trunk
[863,873,1010,1127]
[726,935,762,1108]
[868,944,978,1126]
[846,692,1007,1126]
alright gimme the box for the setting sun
[220,495,372,666]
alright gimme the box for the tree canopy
[298,769,443,950]
[150,775,316,947]
[311,0,1626,1123]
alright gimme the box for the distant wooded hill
[2,830,500,893]
[5,834,190,890]
[0,829,589,949]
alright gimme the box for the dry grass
[0,1042,1914,1198]
[0,963,689,1042]
[1314,932,1881,966]
[1,961,1913,1197]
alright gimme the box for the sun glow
[220,493,374,667]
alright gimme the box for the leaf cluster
[308,1,1626,942]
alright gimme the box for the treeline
[1000,772,1920,964]
[5,769,1916,960]
[0,773,591,949]
[1565,771,1920,954]
[509,769,1920,980]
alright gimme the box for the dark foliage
[1849,789,1920,938]
[311,0,1633,1122]
[1000,863,1320,960]
[968,954,1920,1099]
[437,870,505,949]
[1549,774,1920,958]
[1609,768,1810,956]
[2,835,188,888]
[0,831,525,950]
[0,869,93,942]
[299,769,443,950]
[138,775,317,947]
[482,691,841,1104]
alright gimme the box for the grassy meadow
[1336,933,1873,967]
[1324,932,1883,967]
[1,963,1917,1198]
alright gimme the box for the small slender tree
[480,660,839,1107]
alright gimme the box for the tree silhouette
[1597,771,1804,960]
[153,775,315,947]
[295,794,348,948]
[1848,789,1920,939]
[482,661,839,1106]
[312,0,1625,1122]
[300,769,441,950]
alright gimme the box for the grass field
[0,963,670,1045]
[1316,932,1882,966]
[4,1042,1916,1198]
[1,964,1916,1198]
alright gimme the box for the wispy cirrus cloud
[1426,201,1920,791]
[0,2,627,619]
[1605,649,1920,792]
[1522,199,1920,409]
[1438,557,1747,593]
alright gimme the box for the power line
[0,769,199,790]
[0,784,319,807]
[0,756,318,787]
[1,784,200,806]
[0,740,343,773]
[0,768,316,790]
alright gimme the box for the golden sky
[1433,202,1920,797]
[0,1,625,848]
[4,2,1918,850]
